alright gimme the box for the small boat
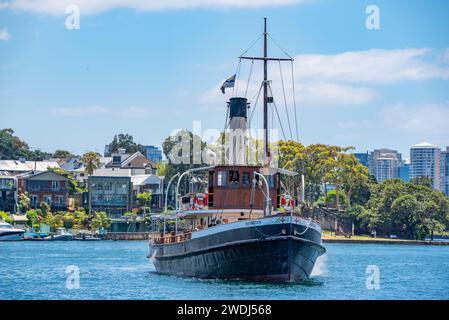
[73,234,101,241]
[0,221,24,241]
[43,227,73,241]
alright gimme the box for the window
[44,195,52,206]
[242,172,250,186]
[30,195,38,207]
[113,156,121,164]
[55,195,64,206]
[229,170,240,183]
[217,171,227,187]
[52,180,60,191]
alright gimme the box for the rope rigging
[291,60,299,141]
[268,82,287,141]
[278,59,293,140]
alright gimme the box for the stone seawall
[103,232,152,240]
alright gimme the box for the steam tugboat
[148,19,325,283]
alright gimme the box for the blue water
[1,241,449,300]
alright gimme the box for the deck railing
[150,232,192,245]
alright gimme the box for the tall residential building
[144,145,163,163]
[440,147,449,196]
[354,152,369,168]
[368,149,401,183]
[398,159,410,182]
[410,141,441,190]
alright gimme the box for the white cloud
[336,101,449,136]
[48,106,155,117]
[49,106,108,116]
[0,28,11,41]
[0,2,9,10]
[294,48,449,84]
[380,102,449,135]
[200,48,449,110]
[5,0,306,15]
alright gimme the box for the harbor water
[1,241,448,300]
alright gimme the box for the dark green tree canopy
[104,133,146,156]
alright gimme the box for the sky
[1,0,449,158]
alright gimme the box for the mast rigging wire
[278,59,293,140]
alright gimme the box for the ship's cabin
[150,165,299,245]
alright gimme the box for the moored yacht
[0,221,24,241]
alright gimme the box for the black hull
[149,216,325,283]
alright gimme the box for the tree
[53,150,72,159]
[0,128,30,160]
[40,201,51,217]
[136,192,152,207]
[0,128,52,160]
[26,209,39,228]
[18,192,30,213]
[0,211,12,223]
[156,162,168,177]
[81,151,101,176]
[162,130,207,195]
[391,195,421,239]
[104,134,146,156]
[43,213,63,229]
[91,211,112,230]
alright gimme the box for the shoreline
[322,238,449,245]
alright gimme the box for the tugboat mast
[239,18,293,164]
[263,17,269,161]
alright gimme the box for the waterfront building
[398,159,410,182]
[0,171,18,213]
[61,156,112,183]
[17,171,70,211]
[0,159,60,175]
[410,141,441,190]
[368,149,401,183]
[88,169,133,217]
[105,149,157,175]
[440,147,449,196]
[131,174,164,209]
[144,145,163,163]
[354,152,369,168]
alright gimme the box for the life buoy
[280,194,295,211]
[193,193,207,210]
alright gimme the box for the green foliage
[0,128,52,160]
[91,211,112,230]
[47,166,85,194]
[156,162,168,177]
[81,151,101,176]
[326,189,349,206]
[277,141,369,208]
[53,150,72,159]
[43,212,63,229]
[104,133,146,157]
[362,179,449,239]
[18,192,30,213]
[26,209,39,227]
[39,201,51,216]
[162,129,207,181]
[136,192,152,207]
[0,211,12,223]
